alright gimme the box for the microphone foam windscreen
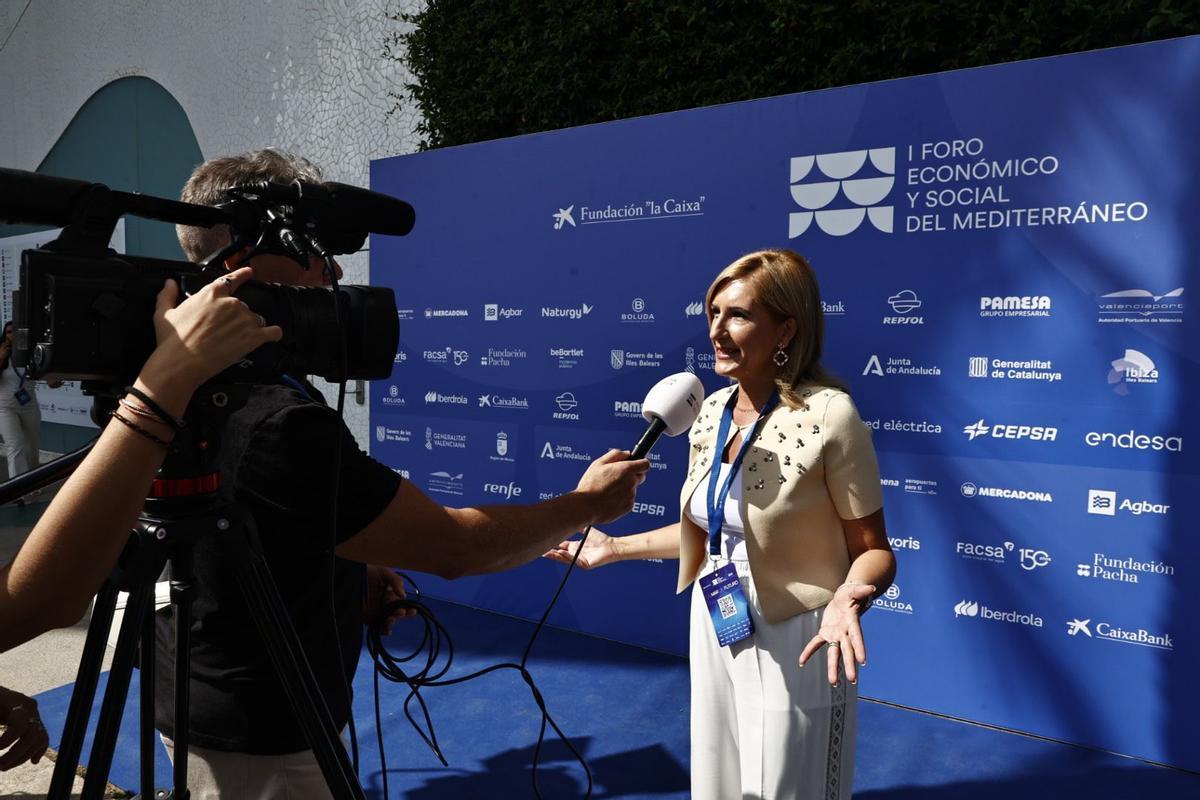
[641,372,705,436]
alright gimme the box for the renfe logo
[483,481,522,499]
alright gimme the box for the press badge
[699,563,754,647]
[13,388,30,406]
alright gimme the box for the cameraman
[0,266,281,768]
[160,149,648,797]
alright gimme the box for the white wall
[0,0,427,447]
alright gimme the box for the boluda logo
[1084,429,1183,452]
[872,583,913,614]
[1108,349,1159,395]
[621,297,655,323]
[789,147,896,237]
[963,419,1058,443]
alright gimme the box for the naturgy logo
[788,148,896,237]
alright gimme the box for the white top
[684,461,748,561]
[0,362,34,405]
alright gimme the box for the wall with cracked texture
[0,0,426,447]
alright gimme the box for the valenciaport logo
[541,304,593,320]
[979,295,1052,318]
[1065,617,1173,650]
[962,419,1058,443]
[685,301,704,317]
[553,392,580,421]
[427,471,464,496]
[478,393,530,410]
[883,290,924,324]
[960,481,1053,504]
[1097,287,1183,324]
[424,390,469,406]
[552,206,576,229]
[1108,349,1159,394]
[540,441,592,461]
[1084,429,1183,452]
[483,303,524,321]
[862,354,940,377]
[424,307,469,319]
[968,357,1062,383]
[871,583,913,614]
[789,147,896,237]
[954,600,1043,628]
[1086,489,1169,517]
[621,298,656,323]
[1076,553,1175,584]
[550,346,584,369]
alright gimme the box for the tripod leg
[140,591,157,798]
[80,580,154,800]
[171,550,194,797]
[48,581,119,799]
[233,548,364,800]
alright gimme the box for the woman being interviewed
[547,248,895,799]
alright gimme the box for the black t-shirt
[153,381,402,754]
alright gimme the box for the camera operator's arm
[0,268,281,652]
[335,449,649,579]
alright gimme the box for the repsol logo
[482,482,522,499]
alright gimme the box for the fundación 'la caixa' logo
[788,148,896,237]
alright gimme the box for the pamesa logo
[789,147,896,237]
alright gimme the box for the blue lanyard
[706,388,779,555]
[281,374,313,400]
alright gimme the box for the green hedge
[388,1,1198,150]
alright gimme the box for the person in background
[0,320,61,492]
[547,248,895,800]
[0,266,282,769]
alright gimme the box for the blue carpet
[34,598,1200,798]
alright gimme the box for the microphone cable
[366,523,600,799]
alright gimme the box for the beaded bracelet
[123,385,185,432]
[109,410,173,450]
[118,397,168,426]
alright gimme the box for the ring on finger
[221,276,234,291]
[827,641,840,649]
[256,314,267,327]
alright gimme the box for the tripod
[44,387,365,800]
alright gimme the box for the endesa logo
[1084,429,1183,453]
[962,419,1058,442]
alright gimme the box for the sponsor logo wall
[370,39,1199,770]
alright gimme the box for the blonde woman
[547,249,895,799]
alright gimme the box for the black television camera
[0,167,410,386]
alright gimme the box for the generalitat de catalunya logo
[789,148,895,238]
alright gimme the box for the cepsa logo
[963,419,1058,442]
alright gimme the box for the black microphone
[235,180,415,238]
[629,373,706,460]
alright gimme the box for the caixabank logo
[788,148,896,237]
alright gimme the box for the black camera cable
[366,524,599,799]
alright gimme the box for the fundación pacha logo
[788,147,896,238]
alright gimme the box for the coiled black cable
[367,525,598,799]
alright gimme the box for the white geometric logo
[540,442,555,459]
[375,425,386,443]
[484,304,499,321]
[968,357,989,378]
[1108,349,1158,395]
[789,147,895,238]
[389,385,399,398]
[685,301,704,317]
[478,394,491,408]
[863,355,883,376]
[553,206,576,229]
[632,298,645,312]
[611,350,625,370]
[960,482,978,497]
[555,392,579,412]
[884,585,901,600]
[963,420,990,440]
[954,600,979,617]
[1088,489,1117,516]
[496,432,508,456]
[1067,618,1092,637]
[887,290,922,314]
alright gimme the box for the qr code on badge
[717,594,737,620]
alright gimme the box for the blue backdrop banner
[370,37,1199,769]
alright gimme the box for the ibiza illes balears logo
[788,148,896,237]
